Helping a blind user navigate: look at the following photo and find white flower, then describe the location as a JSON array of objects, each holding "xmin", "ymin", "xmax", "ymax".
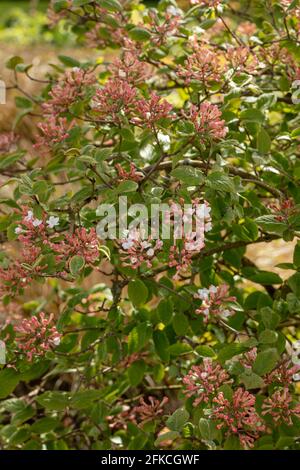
[
  {"xmin": 15, "ymin": 226, "xmax": 23, "ymax": 234},
  {"xmin": 167, "ymin": 6, "xmax": 182, "ymax": 16},
  {"xmin": 141, "ymin": 241, "xmax": 151, "ymax": 249},
  {"xmin": 293, "ymin": 373, "xmax": 300, "ymax": 381},
  {"xmin": 32, "ymin": 218, "xmax": 42, "ymax": 227},
  {"xmin": 25, "ymin": 210, "xmax": 33, "ymax": 222},
  {"xmin": 52, "ymin": 336, "xmax": 61, "ymax": 346},
  {"xmin": 146, "ymin": 248, "xmax": 155, "ymax": 257},
  {"xmin": 140, "ymin": 144, "xmax": 154, "ymax": 160},
  {"xmin": 197, "ymin": 288, "xmax": 210, "ymax": 300},
  {"xmin": 157, "ymin": 131, "xmax": 171, "ymax": 151},
  {"xmin": 122, "ymin": 239, "xmax": 134, "ymax": 250},
  {"xmin": 205, "ymin": 222, "xmax": 212, "ymax": 232},
  {"xmin": 204, "ymin": 205, "xmax": 211, "ymax": 218},
  {"xmin": 209, "ymin": 285, "xmax": 218, "ymax": 294},
  {"xmin": 46, "ymin": 216, "xmax": 60, "ymax": 229}
]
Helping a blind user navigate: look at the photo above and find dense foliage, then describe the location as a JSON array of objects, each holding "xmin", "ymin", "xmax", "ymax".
[{"xmin": 1, "ymin": 0, "xmax": 300, "ymax": 450}]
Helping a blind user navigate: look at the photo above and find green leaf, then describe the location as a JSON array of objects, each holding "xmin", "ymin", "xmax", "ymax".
[
  {"xmin": 36, "ymin": 392, "xmax": 71, "ymax": 411},
  {"xmin": 258, "ymin": 329, "xmax": 278, "ymax": 344},
  {"xmin": 97, "ymin": 0, "xmax": 122, "ymax": 12},
  {"xmin": 116, "ymin": 180, "xmax": 138, "ymax": 193},
  {"xmin": 218, "ymin": 343, "xmax": 248, "ymax": 364},
  {"xmin": 69, "ymin": 255, "xmax": 85, "ymax": 276},
  {"xmin": 128, "ymin": 279, "xmax": 148, "ymax": 306},
  {"xmin": 240, "ymin": 109, "xmax": 265, "ymax": 123},
  {"xmin": 155, "ymin": 431, "xmax": 179, "ymax": 446},
  {"xmin": 58, "ymin": 55, "xmax": 81, "ymax": 68},
  {"xmin": 199, "ymin": 418, "xmax": 219, "ymax": 440},
  {"xmin": 0, "ymin": 369, "xmax": 20, "ymax": 399},
  {"xmin": 287, "ymin": 273, "xmax": 300, "ymax": 297},
  {"xmin": 195, "ymin": 345, "xmax": 216, "ymax": 358},
  {"xmin": 172, "ymin": 312, "xmax": 189, "ymax": 336},
  {"xmin": 128, "ymin": 27, "xmax": 151, "ymax": 42},
  {"xmin": 260, "ymin": 307, "xmax": 280, "ymax": 329},
  {"xmin": 168, "ymin": 342, "xmax": 192, "ymax": 356},
  {"xmin": 245, "ymin": 270, "xmax": 282, "ymax": 285},
  {"xmin": 166, "ymin": 408, "xmax": 189, "ymax": 432},
  {"xmin": 128, "ymin": 360, "xmax": 146, "ymax": 386},
  {"xmin": 257, "ymin": 128, "xmax": 271, "ymax": 153},
  {"xmin": 171, "ymin": 166, "xmax": 204, "ymax": 185},
  {"xmin": 6, "ymin": 56, "xmax": 23, "ymax": 70},
  {"xmin": 153, "ymin": 330, "xmax": 170, "ymax": 361},
  {"xmin": 31, "ymin": 417, "xmax": 60, "ymax": 433},
  {"xmin": 253, "ymin": 348, "xmax": 279, "ymax": 376},
  {"xmin": 239, "ymin": 370, "xmax": 265, "ymax": 389},
  {"xmin": 293, "ymin": 242, "xmax": 300, "ymax": 268},
  {"xmin": 157, "ymin": 299, "xmax": 173, "ymax": 325},
  {"xmin": 207, "ymin": 172, "xmax": 235, "ymax": 193}
]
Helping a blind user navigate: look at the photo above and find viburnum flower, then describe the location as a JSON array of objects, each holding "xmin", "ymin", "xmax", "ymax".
[
  {"xmin": 92, "ymin": 78, "xmax": 137, "ymax": 123},
  {"xmin": 264, "ymin": 359, "xmax": 300, "ymax": 386},
  {"xmin": 167, "ymin": 200, "xmax": 212, "ymax": 277},
  {"xmin": 14, "ymin": 312, "xmax": 61, "ymax": 361},
  {"xmin": 132, "ymin": 396, "xmax": 169, "ymax": 424},
  {"xmin": 49, "ymin": 227, "xmax": 100, "ymax": 266},
  {"xmin": 146, "ymin": 10, "xmax": 180, "ymax": 46},
  {"xmin": 109, "ymin": 51, "xmax": 151, "ymax": 84},
  {"xmin": 119, "ymin": 229, "xmax": 163, "ymax": 269},
  {"xmin": 186, "ymin": 102, "xmax": 228, "ymax": 141},
  {"xmin": 262, "ymin": 388, "xmax": 300, "ymax": 425},
  {"xmin": 211, "ymin": 388, "xmax": 265, "ymax": 449},
  {"xmin": 268, "ymin": 198, "xmax": 297, "ymax": 222},
  {"xmin": 34, "ymin": 116, "xmax": 75, "ymax": 153},
  {"xmin": 46, "ymin": 216, "xmax": 60, "ymax": 229},
  {"xmin": 115, "ymin": 163, "xmax": 143, "ymax": 182},
  {"xmin": 227, "ymin": 46, "xmax": 259, "ymax": 74},
  {"xmin": 0, "ymin": 131, "xmax": 18, "ymax": 153},
  {"xmin": 42, "ymin": 68, "xmax": 96, "ymax": 115},
  {"xmin": 194, "ymin": 284, "xmax": 236, "ymax": 323},
  {"xmin": 236, "ymin": 21, "xmax": 257, "ymax": 37},
  {"xmin": 132, "ymin": 92, "xmax": 174, "ymax": 128},
  {"xmin": 183, "ymin": 359, "xmax": 232, "ymax": 406},
  {"xmin": 178, "ymin": 43, "xmax": 223, "ymax": 86},
  {"xmin": 240, "ymin": 347, "xmax": 258, "ymax": 369}
]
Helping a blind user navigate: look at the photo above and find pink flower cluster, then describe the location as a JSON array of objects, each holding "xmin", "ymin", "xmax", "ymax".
[
  {"xmin": 183, "ymin": 358, "xmax": 232, "ymax": 406},
  {"xmin": 211, "ymin": 388, "xmax": 265, "ymax": 449},
  {"xmin": 0, "ymin": 131, "xmax": 18, "ymax": 153},
  {"xmin": 146, "ymin": 10, "xmax": 180, "ymax": 46},
  {"xmin": 227, "ymin": 46, "xmax": 258, "ymax": 74},
  {"xmin": 119, "ymin": 229, "xmax": 163, "ymax": 269},
  {"xmin": 14, "ymin": 312, "xmax": 61, "ymax": 361},
  {"xmin": 132, "ymin": 396, "xmax": 169, "ymax": 424},
  {"xmin": 49, "ymin": 227, "xmax": 100, "ymax": 266},
  {"xmin": 132, "ymin": 92, "xmax": 174, "ymax": 129},
  {"xmin": 115, "ymin": 163, "xmax": 143, "ymax": 182},
  {"xmin": 268, "ymin": 198, "xmax": 296, "ymax": 222},
  {"xmin": 43, "ymin": 68, "xmax": 96, "ymax": 116},
  {"xmin": 92, "ymin": 78, "xmax": 137, "ymax": 123},
  {"xmin": 262, "ymin": 388, "xmax": 300, "ymax": 425},
  {"xmin": 34, "ymin": 116, "xmax": 75, "ymax": 154},
  {"xmin": 178, "ymin": 43, "xmax": 223, "ymax": 86},
  {"xmin": 187, "ymin": 102, "xmax": 228, "ymax": 141},
  {"xmin": 109, "ymin": 51, "xmax": 151, "ymax": 84},
  {"xmin": 194, "ymin": 284, "xmax": 236, "ymax": 323},
  {"xmin": 168, "ymin": 200, "xmax": 212, "ymax": 277}
]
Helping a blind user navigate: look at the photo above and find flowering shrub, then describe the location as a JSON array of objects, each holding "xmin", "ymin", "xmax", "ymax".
[{"xmin": 1, "ymin": 0, "xmax": 300, "ymax": 451}]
